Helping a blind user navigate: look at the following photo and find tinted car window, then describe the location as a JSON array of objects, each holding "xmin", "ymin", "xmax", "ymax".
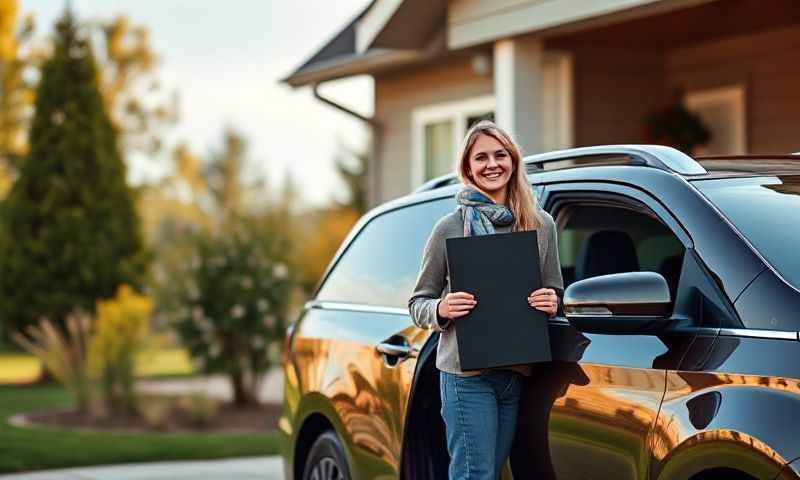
[
  {"xmin": 695, "ymin": 175, "xmax": 800, "ymax": 290},
  {"xmin": 556, "ymin": 203, "xmax": 684, "ymax": 298},
  {"xmin": 317, "ymin": 198, "xmax": 456, "ymax": 308}
]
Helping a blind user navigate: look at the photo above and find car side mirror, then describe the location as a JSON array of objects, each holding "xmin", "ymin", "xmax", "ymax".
[{"xmin": 563, "ymin": 271, "xmax": 672, "ymax": 334}]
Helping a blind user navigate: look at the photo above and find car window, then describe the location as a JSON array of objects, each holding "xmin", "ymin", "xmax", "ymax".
[
  {"xmin": 694, "ymin": 175, "xmax": 800, "ymax": 291},
  {"xmin": 317, "ymin": 198, "xmax": 456, "ymax": 308},
  {"xmin": 556, "ymin": 203, "xmax": 685, "ymax": 299}
]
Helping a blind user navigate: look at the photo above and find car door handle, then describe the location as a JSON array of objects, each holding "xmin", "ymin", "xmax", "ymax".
[{"xmin": 376, "ymin": 342, "xmax": 419, "ymax": 359}]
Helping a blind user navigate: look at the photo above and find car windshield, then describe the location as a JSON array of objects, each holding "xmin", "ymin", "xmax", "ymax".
[{"xmin": 694, "ymin": 175, "xmax": 800, "ymax": 291}]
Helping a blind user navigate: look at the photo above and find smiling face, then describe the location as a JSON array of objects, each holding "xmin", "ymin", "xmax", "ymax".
[{"xmin": 466, "ymin": 133, "xmax": 514, "ymax": 203}]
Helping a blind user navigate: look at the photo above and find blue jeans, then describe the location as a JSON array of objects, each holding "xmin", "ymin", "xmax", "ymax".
[{"xmin": 439, "ymin": 369, "xmax": 524, "ymax": 480}]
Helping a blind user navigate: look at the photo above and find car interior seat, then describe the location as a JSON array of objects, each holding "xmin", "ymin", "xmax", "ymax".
[
  {"xmin": 575, "ymin": 230, "xmax": 639, "ymax": 281},
  {"xmin": 657, "ymin": 253, "xmax": 683, "ymax": 301}
]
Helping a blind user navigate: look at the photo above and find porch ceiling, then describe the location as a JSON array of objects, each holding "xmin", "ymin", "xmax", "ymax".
[{"xmin": 546, "ymin": 0, "xmax": 800, "ymax": 50}]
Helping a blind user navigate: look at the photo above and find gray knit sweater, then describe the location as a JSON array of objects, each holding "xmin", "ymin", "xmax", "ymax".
[{"xmin": 408, "ymin": 206, "xmax": 563, "ymax": 376}]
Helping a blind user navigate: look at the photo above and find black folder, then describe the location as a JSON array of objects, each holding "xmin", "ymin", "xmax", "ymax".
[{"xmin": 446, "ymin": 230, "xmax": 551, "ymax": 370}]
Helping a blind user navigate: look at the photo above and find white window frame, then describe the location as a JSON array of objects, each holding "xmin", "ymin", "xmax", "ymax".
[
  {"xmin": 684, "ymin": 84, "xmax": 747, "ymax": 155},
  {"xmin": 410, "ymin": 95, "xmax": 495, "ymax": 190}
]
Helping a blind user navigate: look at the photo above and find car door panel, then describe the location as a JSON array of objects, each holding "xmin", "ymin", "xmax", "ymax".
[
  {"xmin": 293, "ymin": 305, "xmax": 430, "ymax": 479},
  {"xmin": 513, "ymin": 322, "xmax": 672, "ymax": 479},
  {"xmin": 512, "ymin": 183, "xmax": 698, "ymax": 480},
  {"xmin": 290, "ymin": 196, "xmax": 455, "ymax": 479},
  {"xmin": 652, "ymin": 331, "xmax": 800, "ymax": 480}
]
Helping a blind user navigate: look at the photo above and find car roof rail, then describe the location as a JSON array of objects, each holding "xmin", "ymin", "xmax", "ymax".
[
  {"xmin": 414, "ymin": 174, "xmax": 459, "ymax": 193},
  {"xmin": 523, "ymin": 144, "xmax": 707, "ymax": 175},
  {"xmin": 413, "ymin": 144, "xmax": 707, "ymax": 193}
]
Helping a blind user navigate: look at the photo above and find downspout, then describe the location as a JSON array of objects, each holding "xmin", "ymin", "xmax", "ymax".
[{"xmin": 312, "ymin": 83, "xmax": 381, "ymax": 208}]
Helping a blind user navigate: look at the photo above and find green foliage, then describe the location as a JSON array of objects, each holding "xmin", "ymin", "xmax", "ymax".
[
  {"xmin": 171, "ymin": 213, "xmax": 293, "ymax": 405},
  {"xmin": 205, "ymin": 129, "xmax": 246, "ymax": 221},
  {"xmin": 0, "ymin": 10, "xmax": 148, "ymax": 338},
  {"xmin": 333, "ymin": 139, "xmax": 368, "ymax": 213}
]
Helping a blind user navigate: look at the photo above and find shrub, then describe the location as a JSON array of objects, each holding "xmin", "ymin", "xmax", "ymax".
[
  {"xmin": 179, "ymin": 393, "xmax": 219, "ymax": 428},
  {"xmin": 173, "ymin": 215, "xmax": 292, "ymax": 406},
  {"xmin": 89, "ymin": 285, "xmax": 153, "ymax": 416},
  {"xmin": 138, "ymin": 395, "xmax": 172, "ymax": 431},
  {"xmin": 13, "ymin": 314, "xmax": 93, "ymax": 413}
]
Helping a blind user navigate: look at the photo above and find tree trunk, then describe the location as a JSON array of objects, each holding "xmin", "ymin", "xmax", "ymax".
[
  {"xmin": 230, "ymin": 370, "xmax": 256, "ymax": 407},
  {"xmin": 35, "ymin": 367, "xmax": 56, "ymax": 385}
]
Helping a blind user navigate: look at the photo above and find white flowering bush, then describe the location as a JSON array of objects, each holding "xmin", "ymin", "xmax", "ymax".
[{"xmin": 173, "ymin": 216, "xmax": 293, "ymax": 405}]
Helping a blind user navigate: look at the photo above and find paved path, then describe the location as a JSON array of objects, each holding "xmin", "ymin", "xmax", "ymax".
[
  {"xmin": 136, "ymin": 368, "xmax": 284, "ymax": 404},
  {"xmin": 0, "ymin": 456, "xmax": 283, "ymax": 480}
]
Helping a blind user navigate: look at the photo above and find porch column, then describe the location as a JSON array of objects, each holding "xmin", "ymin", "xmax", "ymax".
[{"xmin": 494, "ymin": 36, "xmax": 544, "ymax": 155}]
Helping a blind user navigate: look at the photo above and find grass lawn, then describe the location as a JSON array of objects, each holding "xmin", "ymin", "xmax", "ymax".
[
  {"xmin": 0, "ymin": 348, "xmax": 195, "ymax": 385},
  {"xmin": 0, "ymin": 385, "xmax": 280, "ymax": 473}
]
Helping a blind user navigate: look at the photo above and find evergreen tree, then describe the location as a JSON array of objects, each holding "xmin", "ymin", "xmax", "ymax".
[
  {"xmin": 0, "ymin": 10, "xmax": 147, "ymax": 337},
  {"xmin": 332, "ymin": 140, "xmax": 367, "ymax": 213}
]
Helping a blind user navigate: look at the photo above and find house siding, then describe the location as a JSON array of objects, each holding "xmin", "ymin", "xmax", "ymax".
[
  {"xmin": 572, "ymin": 47, "xmax": 667, "ymax": 146},
  {"xmin": 374, "ymin": 54, "xmax": 493, "ymax": 203},
  {"xmin": 568, "ymin": 23, "xmax": 800, "ymax": 152},
  {"xmin": 666, "ymin": 24, "xmax": 800, "ymax": 153}
]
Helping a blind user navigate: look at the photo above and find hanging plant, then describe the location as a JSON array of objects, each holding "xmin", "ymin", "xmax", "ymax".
[{"xmin": 643, "ymin": 90, "xmax": 712, "ymax": 154}]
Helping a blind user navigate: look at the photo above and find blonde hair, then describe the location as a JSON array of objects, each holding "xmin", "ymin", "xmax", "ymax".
[{"xmin": 456, "ymin": 120, "xmax": 542, "ymax": 231}]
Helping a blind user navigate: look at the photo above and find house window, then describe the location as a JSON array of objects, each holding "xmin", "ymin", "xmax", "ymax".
[
  {"xmin": 466, "ymin": 112, "xmax": 495, "ymax": 131},
  {"xmin": 411, "ymin": 95, "xmax": 495, "ymax": 188},
  {"xmin": 684, "ymin": 85, "xmax": 746, "ymax": 155},
  {"xmin": 424, "ymin": 120, "xmax": 454, "ymax": 181}
]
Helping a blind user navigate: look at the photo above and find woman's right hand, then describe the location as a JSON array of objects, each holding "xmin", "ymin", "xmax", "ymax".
[{"xmin": 437, "ymin": 291, "xmax": 477, "ymax": 320}]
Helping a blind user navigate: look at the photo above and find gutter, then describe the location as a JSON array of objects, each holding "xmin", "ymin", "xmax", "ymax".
[
  {"xmin": 312, "ymin": 83, "xmax": 377, "ymax": 128},
  {"xmin": 312, "ymin": 83, "xmax": 381, "ymax": 207}
]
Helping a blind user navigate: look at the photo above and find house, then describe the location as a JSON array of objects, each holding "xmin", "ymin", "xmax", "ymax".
[{"xmin": 283, "ymin": 0, "xmax": 800, "ymax": 207}]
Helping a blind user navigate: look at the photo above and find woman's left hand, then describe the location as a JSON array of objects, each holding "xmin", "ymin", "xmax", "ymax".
[{"xmin": 528, "ymin": 288, "xmax": 558, "ymax": 317}]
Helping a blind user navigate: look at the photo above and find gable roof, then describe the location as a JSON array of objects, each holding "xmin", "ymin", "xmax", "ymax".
[{"xmin": 282, "ymin": 0, "xmax": 446, "ymax": 87}]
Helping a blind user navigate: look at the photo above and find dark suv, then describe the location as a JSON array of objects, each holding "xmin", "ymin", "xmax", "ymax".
[{"xmin": 279, "ymin": 145, "xmax": 800, "ymax": 480}]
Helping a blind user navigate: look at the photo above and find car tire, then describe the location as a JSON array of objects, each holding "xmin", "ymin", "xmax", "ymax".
[{"xmin": 302, "ymin": 430, "xmax": 351, "ymax": 480}]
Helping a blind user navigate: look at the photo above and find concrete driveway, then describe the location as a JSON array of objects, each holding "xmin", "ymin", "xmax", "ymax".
[{"xmin": 0, "ymin": 456, "xmax": 283, "ymax": 480}]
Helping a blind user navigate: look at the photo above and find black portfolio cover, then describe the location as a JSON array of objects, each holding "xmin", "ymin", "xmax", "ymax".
[{"xmin": 446, "ymin": 230, "xmax": 551, "ymax": 370}]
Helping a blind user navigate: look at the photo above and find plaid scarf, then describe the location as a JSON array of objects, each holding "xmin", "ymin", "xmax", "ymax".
[{"xmin": 456, "ymin": 186, "xmax": 514, "ymax": 236}]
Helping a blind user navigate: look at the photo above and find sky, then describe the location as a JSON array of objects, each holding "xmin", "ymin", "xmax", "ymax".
[{"xmin": 19, "ymin": 0, "xmax": 374, "ymax": 207}]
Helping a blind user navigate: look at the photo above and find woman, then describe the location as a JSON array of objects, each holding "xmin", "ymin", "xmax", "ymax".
[{"xmin": 408, "ymin": 120, "xmax": 563, "ymax": 480}]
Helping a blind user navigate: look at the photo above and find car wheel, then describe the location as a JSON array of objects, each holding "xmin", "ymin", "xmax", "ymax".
[{"xmin": 303, "ymin": 430, "xmax": 351, "ymax": 480}]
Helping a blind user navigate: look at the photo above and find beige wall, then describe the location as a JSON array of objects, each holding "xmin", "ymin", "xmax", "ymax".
[
  {"xmin": 373, "ymin": 54, "xmax": 493, "ymax": 204},
  {"xmin": 568, "ymin": 23, "xmax": 800, "ymax": 152},
  {"xmin": 666, "ymin": 24, "xmax": 800, "ymax": 154}
]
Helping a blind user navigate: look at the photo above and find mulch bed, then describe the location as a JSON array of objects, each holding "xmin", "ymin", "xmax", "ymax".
[{"xmin": 21, "ymin": 401, "xmax": 282, "ymax": 434}]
